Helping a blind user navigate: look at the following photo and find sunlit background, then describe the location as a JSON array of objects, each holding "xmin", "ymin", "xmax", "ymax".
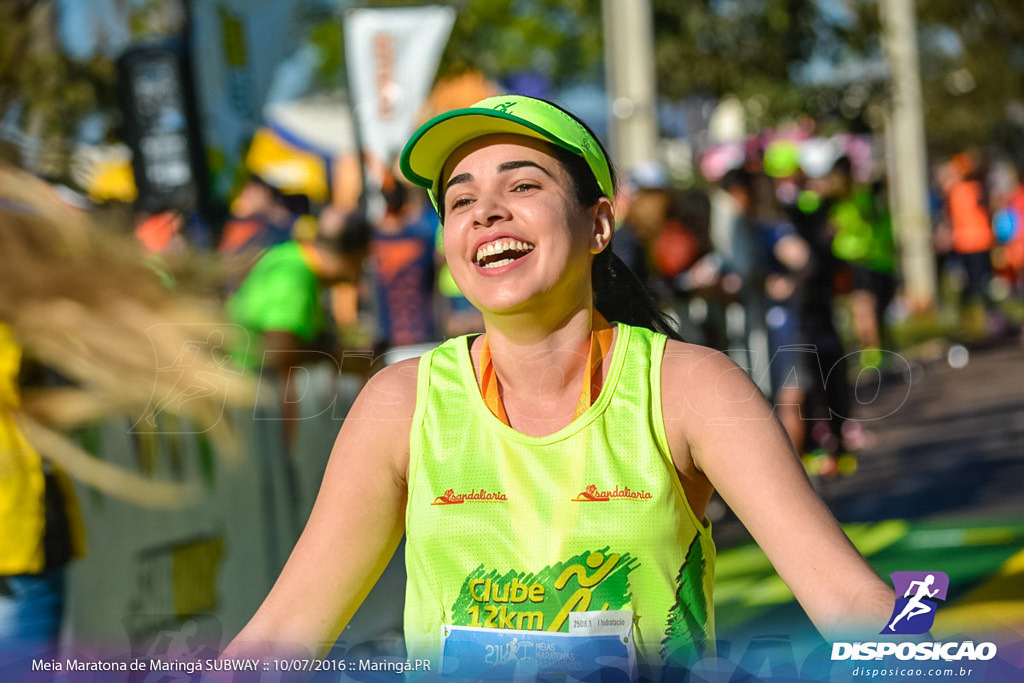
[{"xmin": 2, "ymin": 1, "xmax": 1023, "ymax": 679}]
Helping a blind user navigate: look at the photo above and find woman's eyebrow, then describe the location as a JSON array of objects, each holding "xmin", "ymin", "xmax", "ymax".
[
  {"xmin": 445, "ymin": 172, "xmax": 473, "ymax": 191},
  {"xmin": 497, "ymin": 160, "xmax": 555, "ymax": 178},
  {"xmin": 445, "ymin": 160, "xmax": 555, "ymax": 192}
]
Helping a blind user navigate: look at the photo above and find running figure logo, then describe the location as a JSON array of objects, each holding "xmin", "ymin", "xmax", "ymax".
[{"xmin": 883, "ymin": 571, "xmax": 949, "ymax": 635}]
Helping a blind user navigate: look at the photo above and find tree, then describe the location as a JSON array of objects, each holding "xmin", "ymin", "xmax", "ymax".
[
  {"xmin": 913, "ymin": 0, "xmax": 1024, "ymax": 159},
  {"xmin": 8, "ymin": 1, "xmax": 1024, "ymax": 183},
  {"xmin": 649, "ymin": 0, "xmax": 855, "ymax": 127},
  {"xmin": 358, "ymin": 0, "xmax": 604, "ymax": 88},
  {"xmin": 0, "ymin": 0, "xmax": 115, "ymax": 181},
  {"xmin": 837, "ymin": 0, "xmax": 1024, "ymax": 160},
  {"xmin": 649, "ymin": 0, "xmax": 1024, "ymax": 158}
]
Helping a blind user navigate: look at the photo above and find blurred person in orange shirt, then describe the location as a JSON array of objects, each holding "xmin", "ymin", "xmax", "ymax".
[
  {"xmin": 943, "ymin": 153, "xmax": 998, "ymax": 326},
  {"xmin": 219, "ymin": 176, "xmax": 309, "ymax": 271}
]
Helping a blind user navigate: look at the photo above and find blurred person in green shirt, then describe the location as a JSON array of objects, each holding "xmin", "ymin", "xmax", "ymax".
[
  {"xmin": 827, "ymin": 157, "xmax": 896, "ymax": 368},
  {"xmin": 227, "ymin": 206, "xmax": 371, "ymax": 443}
]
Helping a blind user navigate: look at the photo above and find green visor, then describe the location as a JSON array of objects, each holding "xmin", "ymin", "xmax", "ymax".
[{"xmin": 399, "ymin": 95, "xmax": 614, "ymax": 211}]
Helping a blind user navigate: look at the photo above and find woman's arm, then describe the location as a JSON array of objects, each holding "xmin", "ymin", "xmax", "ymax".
[
  {"xmin": 223, "ymin": 358, "xmax": 419, "ymax": 658},
  {"xmin": 662, "ymin": 342, "xmax": 894, "ymax": 639}
]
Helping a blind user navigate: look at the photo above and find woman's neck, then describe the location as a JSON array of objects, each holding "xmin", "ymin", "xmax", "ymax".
[{"xmin": 472, "ymin": 306, "xmax": 611, "ymax": 435}]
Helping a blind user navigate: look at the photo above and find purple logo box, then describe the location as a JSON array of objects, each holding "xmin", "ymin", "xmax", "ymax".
[{"xmin": 883, "ymin": 571, "xmax": 950, "ymax": 635}]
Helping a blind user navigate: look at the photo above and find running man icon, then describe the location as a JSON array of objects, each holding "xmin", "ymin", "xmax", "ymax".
[{"xmin": 884, "ymin": 571, "xmax": 949, "ymax": 635}]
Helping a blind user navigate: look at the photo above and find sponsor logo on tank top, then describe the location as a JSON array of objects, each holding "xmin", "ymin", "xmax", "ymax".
[
  {"xmin": 572, "ymin": 484, "xmax": 653, "ymax": 502},
  {"xmin": 431, "ymin": 488, "xmax": 508, "ymax": 505}
]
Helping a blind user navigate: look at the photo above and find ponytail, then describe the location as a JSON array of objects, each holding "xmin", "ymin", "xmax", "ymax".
[
  {"xmin": 541, "ymin": 112, "xmax": 684, "ymax": 342},
  {"xmin": 592, "ymin": 248, "xmax": 684, "ymax": 341}
]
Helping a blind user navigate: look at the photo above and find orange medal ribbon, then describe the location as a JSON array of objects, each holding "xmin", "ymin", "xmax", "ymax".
[{"xmin": 478, "ymin": 313, "xmax": 615, "ymax": 427}]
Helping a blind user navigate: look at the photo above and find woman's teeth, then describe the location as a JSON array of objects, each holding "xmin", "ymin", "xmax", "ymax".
[{"xmin": 476, "ymin": 240, "xmax": 535, "ymax": 268}]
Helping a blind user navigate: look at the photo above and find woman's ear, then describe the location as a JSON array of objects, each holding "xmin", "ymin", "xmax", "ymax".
[{"xmin": 588, "ymin": 197, "xmax": 615, "ymax": 254}]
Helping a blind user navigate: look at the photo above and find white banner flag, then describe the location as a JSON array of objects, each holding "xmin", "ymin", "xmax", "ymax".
[{"xmin": 344, "ymin": 6, "xmax": 456, "ymax": 167}]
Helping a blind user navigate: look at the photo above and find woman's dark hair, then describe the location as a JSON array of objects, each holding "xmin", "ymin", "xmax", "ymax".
[
  {"xmin": 543, "ymin": 107, "xmax": 683, "ymax": 342},
  {"xmin": 550, "ymin": 145, "xmax": 683, "ymax": 341}
]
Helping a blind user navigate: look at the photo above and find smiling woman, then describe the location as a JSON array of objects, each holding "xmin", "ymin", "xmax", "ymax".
[
  {"xmin": 224, "ymin": 95, "xmax": 894, "ymax": 680},
  {"xmin": 409, "ymin": 96, "xmax": 680, "ymax": 341}
]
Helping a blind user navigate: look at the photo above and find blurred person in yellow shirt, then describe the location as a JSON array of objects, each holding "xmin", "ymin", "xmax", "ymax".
[{"xmin": 0, "ymin": 323, "xmax": 85, "ymax": 658}]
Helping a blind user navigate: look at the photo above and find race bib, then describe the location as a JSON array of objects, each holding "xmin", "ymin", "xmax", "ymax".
[{"xmin": 441, "ymin": 610, "xmax": 636, "ymax": 681}]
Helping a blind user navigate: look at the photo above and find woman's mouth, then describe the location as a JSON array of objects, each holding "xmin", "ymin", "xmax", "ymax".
[{"xmin": 474, "ymin": 239, "xmax": 536, "ymax": 269}]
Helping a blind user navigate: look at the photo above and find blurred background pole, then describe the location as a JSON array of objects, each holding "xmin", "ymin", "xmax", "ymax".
[
  {"xmin": 880, "ymin": 0, "xmax": 937, "ymax": 311},
  {"xmin": 602, "ymin": 0, "xmax": 657, "ymax": 170}
]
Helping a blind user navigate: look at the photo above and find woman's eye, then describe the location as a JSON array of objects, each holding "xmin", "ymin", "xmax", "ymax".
[
  {"xmin": 512, "ymin": 182, "xmax": 538, "ymax": 192},
  {"xmin": 449, "ymin": 196, "xmax": 473, "ymax": 210}
]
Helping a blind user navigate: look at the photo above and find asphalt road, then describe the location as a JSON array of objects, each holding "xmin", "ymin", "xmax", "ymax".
[
  {"xmin": 713, "ymin": 335, "xmax": 1024, "ymax": 545},
  {"xmin": 709, "ymin": 335, "xmax": 1024, "ymax": 679}
]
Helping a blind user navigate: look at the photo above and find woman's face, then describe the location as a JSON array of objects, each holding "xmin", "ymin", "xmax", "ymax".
[{"xmin": 439, "ymin": 134, "xmax": 611, "ymax": 317}]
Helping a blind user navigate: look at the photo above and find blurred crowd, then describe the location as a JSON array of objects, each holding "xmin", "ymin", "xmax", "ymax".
[
  {"xmin": 609, "ymin": 140, "xmax": 1024, "ymax": 474},
  {"xmin": 15, "ymin": 128, "xmax": 1024, "ymax": 467},
  {"xmin": 157, "ymin": 137, "xmax": 1024, "ymax": 460},
  {"xmin": 4, "ymin": 116, "xmax": 1024, "ymax": 661},
  {"xmin": 6, "ymin": 111, "xmax": 1024, "ymax": 663}
]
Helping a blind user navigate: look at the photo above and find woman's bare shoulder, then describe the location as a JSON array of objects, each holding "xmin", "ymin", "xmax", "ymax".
[
  {"xmin": 347, "ymin": 357, "xmax": 421, "ymax": 423},
  {"xmin": 661, "ymin": 339, "xmax": 746, "ymax": 386},
  {"xmin": 660, "ymin": 339, "xmax": 770, "ymax": 423},
  {"xmin": 328, "ymin": 357, "xmax": 422, "ymax": 487}
]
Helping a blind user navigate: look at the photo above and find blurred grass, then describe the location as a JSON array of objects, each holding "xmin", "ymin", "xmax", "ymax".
[
  {"xmin": 892, "ymin": 298, "xmax": 1024, "ymax": 348},
  {"xmin": 834, "ymin": 281, "xmax": 1024, "ymax": 357}
]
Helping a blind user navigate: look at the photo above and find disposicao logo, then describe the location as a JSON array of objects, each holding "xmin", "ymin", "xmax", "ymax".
[
  {"xmin": 883, "ymin": 570, "xmax": 949, "ymax": 635},
  {"xmin": 831, "ymin": 569, "xmax": 998, "ymax": 664}
]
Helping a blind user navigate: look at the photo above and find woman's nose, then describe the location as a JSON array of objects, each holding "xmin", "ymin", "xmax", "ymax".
[{"xmin": 472, "ymin": 193, "xmax": 512, "ymax": 227}]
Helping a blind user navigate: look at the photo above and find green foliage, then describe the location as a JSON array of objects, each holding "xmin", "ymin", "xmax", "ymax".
[
  {"xmin": 650, "ymin": 0, "xmax": 834, "ymax": 115},
  {"xmin": 0, "ymin": 1, "xmax": 115, "ymax": 178},
  {"xmin": 648, "ymin": 0, "xmax": 1024, "ymax": 149},
  {"xmin": 358, "ymin": 0, "xmax": 604, "ymax": 86},
  {"xmin": 7, "ymin": 1, "xmax": 1024, "ymax": 181},
  {"xmin": 649, "ymin": 0, "xmax": 893, "ymax": 132},
  {"xmin": 308, "ymin": 20, "xmax": 345, "ymax": 90},
  {"xmin": 913, "ymin": 0, "xmax": 1024, "ymax": 157},
  {"xmin": 444, "ymin": 0, "xmax": 603, "ymax": 84}
]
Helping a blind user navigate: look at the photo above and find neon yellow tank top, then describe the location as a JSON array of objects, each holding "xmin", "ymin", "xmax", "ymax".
[{"xmin": 404, "ymin": 323, "xmax": 715, "ymax": 676}]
